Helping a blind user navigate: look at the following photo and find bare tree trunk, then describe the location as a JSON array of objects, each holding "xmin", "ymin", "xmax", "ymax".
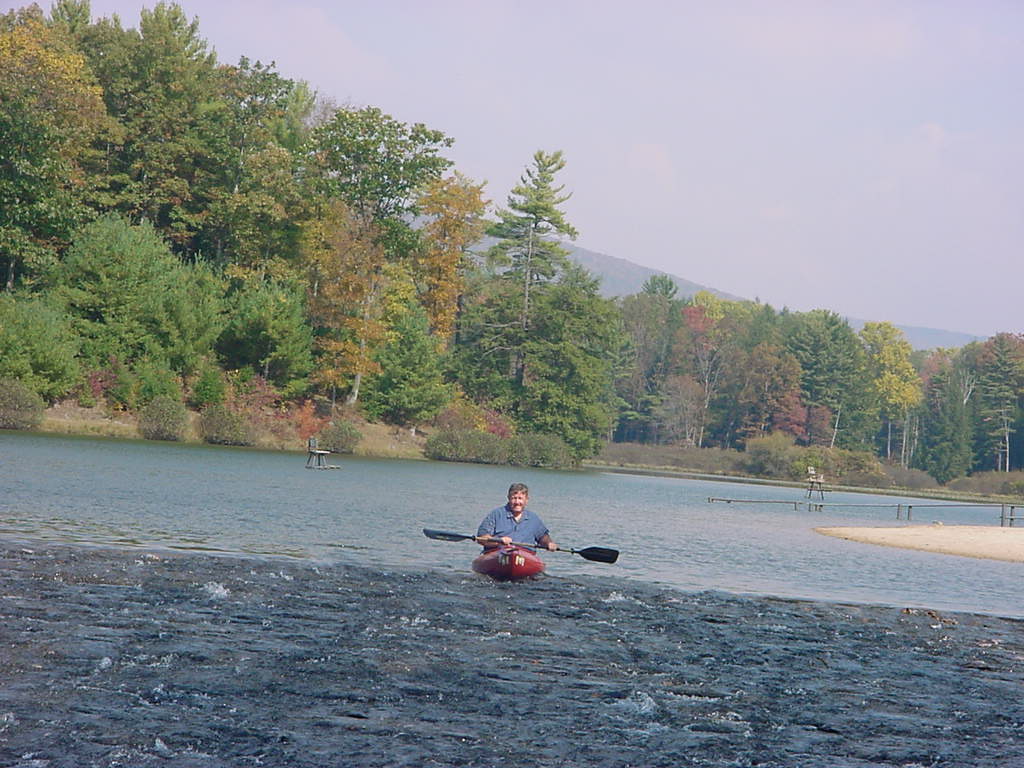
[
  {"xmin": 515, "ymin": 224, "xmax": 535, "ymax": 388},
  {"xmin": 829, "ymin": 407, "xmax": 841, "ymax": 449},
  {"xmin": 345, "ymin": 371, "xmax": 362, "ymax": 406}
]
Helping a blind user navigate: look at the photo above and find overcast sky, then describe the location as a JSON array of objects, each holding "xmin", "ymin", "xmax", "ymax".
[{"xmin": 17, "ymin": 0, "xmax": 1024, "ymax": 337}]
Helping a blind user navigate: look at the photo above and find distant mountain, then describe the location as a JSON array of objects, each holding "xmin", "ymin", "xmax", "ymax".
[
  {"xmin": 564, "ymin": 243, "xmax": 983, "ymax": 351},
  {"xmin": 565, "ymin": 243, "xmax": 743, "ymax": 301}
]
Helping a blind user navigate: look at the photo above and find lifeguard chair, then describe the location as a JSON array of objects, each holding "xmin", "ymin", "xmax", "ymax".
[
  {"xmin": 806, "ymin": 466, "xmax": 826, "ymax": 499},
  {"xmin": 305, "ymin": 436, "xmax": 330, "ymax": 469}
]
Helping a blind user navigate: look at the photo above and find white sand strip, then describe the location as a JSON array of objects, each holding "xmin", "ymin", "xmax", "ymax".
[{"xmin": 815, "ymin": 524, "xmax": 1024, "ymax": 563}]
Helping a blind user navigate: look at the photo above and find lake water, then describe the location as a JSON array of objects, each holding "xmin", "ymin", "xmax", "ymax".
[{"xmin": 2, "ymin": 430, "xmax": 1021, "ymax": 618}]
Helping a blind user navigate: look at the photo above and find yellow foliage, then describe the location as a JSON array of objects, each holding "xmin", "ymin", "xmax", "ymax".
[
  {"xmin": 302, "ymin": 202, "xmax": 388, "ymax": 386},
  {"xmin": 0, "ymin": 11, "xmax": 105, "ymax": 151},
  {"xmin": 417, "ymin": 173, "xmax": 487, "ymax": 342}
]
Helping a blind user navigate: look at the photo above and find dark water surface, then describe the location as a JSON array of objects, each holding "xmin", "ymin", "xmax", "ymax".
[
  {"xmin": 2, "ymin": 432, "xmax": 1024, "ymax": 765},
  {"xmin": 2, "ymin": 543, "xmax": 1023, "ymax": 767}
]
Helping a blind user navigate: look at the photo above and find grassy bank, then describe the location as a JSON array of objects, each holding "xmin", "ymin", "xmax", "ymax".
[{"xmin": 37, "ymin": 401, "xmax": 427, "ymax": 460}]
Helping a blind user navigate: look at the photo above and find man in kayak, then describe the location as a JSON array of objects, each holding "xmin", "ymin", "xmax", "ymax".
[{"xmin": 476, "ymin": 483, "xmax": 558, "ymax": 551}]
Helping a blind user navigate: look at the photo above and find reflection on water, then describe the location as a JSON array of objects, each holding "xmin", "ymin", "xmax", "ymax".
[{"xmin": 2, "ymin": 430, "xmax": 1021, "ymax": 618}]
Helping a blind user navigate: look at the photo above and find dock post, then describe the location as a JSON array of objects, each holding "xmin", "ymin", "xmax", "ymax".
[{"xmin": 896, "ymin": 504, "xmax": 903, "ymax": 520}]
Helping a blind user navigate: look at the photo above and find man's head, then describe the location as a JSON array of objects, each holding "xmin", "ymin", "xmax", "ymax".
[{"xmin": 507, "ymin": 483, "xmax": 529, "ymax": 514}]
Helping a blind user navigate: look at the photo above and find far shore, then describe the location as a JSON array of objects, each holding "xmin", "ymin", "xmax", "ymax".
[{"xmin": 817, "ymin": 524, "xmax": 1024, "ymax": 563}]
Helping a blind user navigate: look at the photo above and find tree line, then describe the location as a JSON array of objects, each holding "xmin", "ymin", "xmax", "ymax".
[{"xmin": 1, "ymin": 2, "xmax": 1021, "ymax": 480}]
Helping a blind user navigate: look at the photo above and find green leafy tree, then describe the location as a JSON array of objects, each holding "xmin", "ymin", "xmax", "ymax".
[
  {"xmin": 216, "ymin": 278, "xmax": 313, "ymax": 395},
  {"xmin": 0, "ymin": 6, "xmax": 106, "ymax": 289},
  {"xmin": 309, "ymin": 105, "xmax": 453, "ymax": 260},
  {"xmin": 200, "ymin": 58, "xmax": 310, "ymax": 272},
  {"xmin": 860, "ymin": 321, "xmax": 922, "ymax": 465},
  {"xmin": 361, "ymin": 303, "xmax": 452, "ymax": 425},
  {"xmin": 615, "ymin": 290, "xmax": 681, "ymax": 442},
  {"xmin": 457, "ymin": 261, "xmax": 620, "ymax": 458},
  {"xmin": 0, "ymin": 295, "xmax": 80, "ymax": 400},
  {"xmin": 641, "ymin": 274, "xmax": 679, "ymax": 299},
  {"xmin": 77, "ymin": 2, "xmax": 220, "ymax": 251},
  {"xmin": 47, "ymin": 214, "xmax": 224, "ymax": 372}
]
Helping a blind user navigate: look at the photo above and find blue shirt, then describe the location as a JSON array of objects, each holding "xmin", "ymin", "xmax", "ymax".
[{"xmin": 477, "ymin": 504, "xmax": 550, "ymax": 547}]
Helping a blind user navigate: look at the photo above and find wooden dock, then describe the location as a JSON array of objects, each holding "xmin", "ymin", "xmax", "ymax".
[{"xmin": 708, "ymin": 497, "xmax": 1020, "ymax": 525}]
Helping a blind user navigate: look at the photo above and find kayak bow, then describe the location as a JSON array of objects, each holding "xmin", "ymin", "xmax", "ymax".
[{"xmin": 471, "ymin": 544, "xmax": 545, "ymax": 581}]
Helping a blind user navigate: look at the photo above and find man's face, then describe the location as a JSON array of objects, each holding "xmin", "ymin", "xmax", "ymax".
[{"xmin": 507, "ymin": 490, "xmax": 528, "ymax": 514}]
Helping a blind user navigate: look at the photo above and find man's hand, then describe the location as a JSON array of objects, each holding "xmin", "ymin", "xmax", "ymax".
[
  {"xmin": 475, "ymin": 534, "xmax": 512, "ymax": 545},
  {"xmin": 545, "ymin": 540, "xmax": 557, "ymax": 551}
]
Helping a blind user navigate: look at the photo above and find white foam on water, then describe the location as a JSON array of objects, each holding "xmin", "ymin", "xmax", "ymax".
[
  {"xmin": 481, "ymin": 631, "xmax": 513, "ymax": 641},
  {"xmin": 602, "ymin": 591, "xmax": 644, "ymax": 605},
  {"xmin": 202, "ymin": 581, "xmax": 230, "ymax": 599},
  {"xmin": 606, "ymin": 690, "xmax": 658, "ymax": 718}
]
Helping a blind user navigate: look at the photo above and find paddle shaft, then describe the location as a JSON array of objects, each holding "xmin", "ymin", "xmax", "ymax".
[{"xmin": 422, "ymin": 529, "xmax": 618, "ymax": 564}]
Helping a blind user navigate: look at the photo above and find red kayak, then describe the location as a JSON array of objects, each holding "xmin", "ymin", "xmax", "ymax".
[{"xmin": 472, "ymin": 545, "xmax": 545, "ymax": 581}]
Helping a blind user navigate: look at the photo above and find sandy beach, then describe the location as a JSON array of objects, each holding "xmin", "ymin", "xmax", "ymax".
[{"xmin": 816, "ymin": 524, "xmax": 1024, "ymax": 563}]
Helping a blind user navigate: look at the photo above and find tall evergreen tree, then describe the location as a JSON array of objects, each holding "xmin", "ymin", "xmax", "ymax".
[
  {"xmin": 918, "ymin": 352, "xmax": 972, "ymax": 483},
  {"xmin": 361, "ymin": 302, "xmax": 452, "ymax": 426},
  {"xmin": 486, "ymin": 149, "xmax": 577, "ymax": 387},
  {"xmin": 783, "ymin": 310, "xmax": 875, "ymax": 448},
  {"xmin": 976, "ymin": 334, "xmax": 1024, "ymax": 471},
  {"xmin": 515, "ymin": 264, "xmax": 622, "ymax": 457}
]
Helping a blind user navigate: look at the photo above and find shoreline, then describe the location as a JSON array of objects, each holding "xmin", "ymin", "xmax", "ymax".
[{"xmin": 816, "ymin": 524, "xmax": 1024, "ymax": 563}]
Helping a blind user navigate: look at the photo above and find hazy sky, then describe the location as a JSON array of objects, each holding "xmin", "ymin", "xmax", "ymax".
[{"xmin": 16, "ymin": 0, "xmax": 1024, "ymax": 337}]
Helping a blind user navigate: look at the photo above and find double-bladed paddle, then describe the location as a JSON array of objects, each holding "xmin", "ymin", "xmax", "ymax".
[{"xmin": 422, "ymin": 528, "xmax": 619, "ymax": 564}]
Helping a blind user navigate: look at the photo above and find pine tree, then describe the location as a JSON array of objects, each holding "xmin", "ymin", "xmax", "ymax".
[{"xmin": 486, "ymin": 150, "xmax": 577, "ymax": 387}]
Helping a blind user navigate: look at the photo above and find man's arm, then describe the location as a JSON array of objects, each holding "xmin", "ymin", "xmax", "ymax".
[
  {"xmin": 537, "ymin": 533, "xmax": 557, "ymax": 551},
  {"xmin": 476, "ymin": 509, "xmax": 510, "ymax": 545}
]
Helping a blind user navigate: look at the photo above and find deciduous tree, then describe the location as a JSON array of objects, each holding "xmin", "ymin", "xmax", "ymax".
[
  {"xmin": 0, "ymin": 6, "xmax": 105, "ymax": 289},
  {"xmin": 860, "ymin": 321, "xmax": 922, "ymax": 465},
  {"xmin": 416, "ymin": 173, "xmax": 487, "ymax": 342}
]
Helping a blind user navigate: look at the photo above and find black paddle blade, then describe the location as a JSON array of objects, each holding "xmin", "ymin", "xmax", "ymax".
[
  {"xmin": 575, "ymin": 546, "xmax": 619, "ymax": 564},
  {"xmin": 423, "ymin": 528, "xmax": 475, "ymax": 543}
]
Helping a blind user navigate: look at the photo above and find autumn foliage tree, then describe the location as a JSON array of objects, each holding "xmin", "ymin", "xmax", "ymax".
[
  {"xmin": 416, "ymin": 173, "xmax": 487, "ymax": 342},
  {"xmin": 303, "ymin": 202, "xmax": 387, "ymax": 406},
  {"xmin": 0, "ymin": 6, "xmax": 106, "ymax": 289}
]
